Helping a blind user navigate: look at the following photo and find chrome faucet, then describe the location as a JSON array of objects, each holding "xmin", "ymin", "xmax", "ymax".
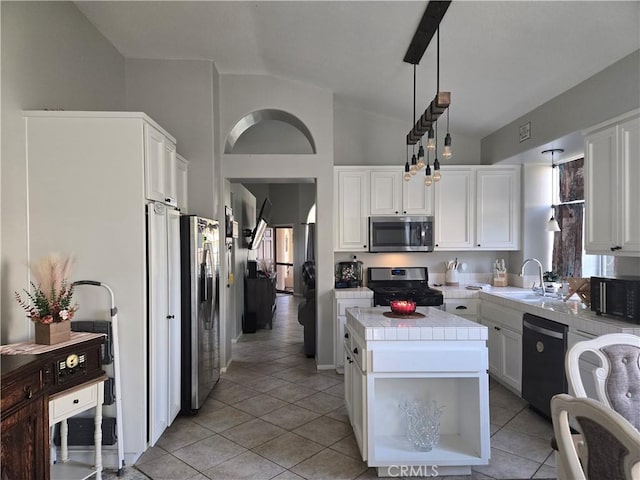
[{"xmin": 519, "ymin": 258, "xmax": 545, "ymax": 295}]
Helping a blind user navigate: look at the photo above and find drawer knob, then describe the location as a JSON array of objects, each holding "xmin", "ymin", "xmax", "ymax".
[
  {"xmin": 353, "ymin": 347, "xmax": 358, "ymax": 355},
  {"xmin": 73, "ymin": 399, "xmax": 79, "ymax": 404},
  {"xmin": 24, "ymin": 385, "xmax": 33, "ymax": 399},
  {"xmin": 344, "ymin": 333, "xmax": 349, "ymax": 339}
]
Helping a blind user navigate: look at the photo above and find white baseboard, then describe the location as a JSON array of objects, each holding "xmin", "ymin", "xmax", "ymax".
[
  {"xmin": 231, "ymin": 332, "xmax": 243, "ymax": 344},
  {"xmin": 316, "ymin": 364, "xmax": 335, "ymax": 371}
]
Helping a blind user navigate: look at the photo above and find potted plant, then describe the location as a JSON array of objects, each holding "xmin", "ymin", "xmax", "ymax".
[
  {"xmin": 15, "ymin": 254, "xmax": 78, "ymax": 345},
  {"xmin": 543, "ymin": 271, "xmax": 562, "ymax": 293}
]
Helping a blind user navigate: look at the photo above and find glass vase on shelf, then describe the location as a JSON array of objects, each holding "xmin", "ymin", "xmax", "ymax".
[{"xmin": 399, "ymin": 399, "xmax": 444, "ymax": 452}]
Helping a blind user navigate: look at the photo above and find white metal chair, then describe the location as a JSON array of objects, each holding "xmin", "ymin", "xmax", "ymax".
[
  {"xmin": 551, "ymin": 394, "xmax": 640, "ymax": 480},
  {"xmin": 565, "ymin": 333, "xmax": 640, "ymax": 430}
]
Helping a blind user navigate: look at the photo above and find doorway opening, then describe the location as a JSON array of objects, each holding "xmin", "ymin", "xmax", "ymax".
[{"xmin": 274, "ymin": 227, "xmax": 294, "ymax": 294}]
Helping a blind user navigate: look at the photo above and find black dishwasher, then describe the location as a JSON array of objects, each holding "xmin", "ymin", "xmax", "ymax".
[{"xmin": 522, "ymin": 313, "xmax": 568, "ymax": 419}]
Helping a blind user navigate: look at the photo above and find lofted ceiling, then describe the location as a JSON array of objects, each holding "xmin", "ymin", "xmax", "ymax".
[{"xmin": 75, "ymin": 1, "xmax": 640, "ymax": 140}]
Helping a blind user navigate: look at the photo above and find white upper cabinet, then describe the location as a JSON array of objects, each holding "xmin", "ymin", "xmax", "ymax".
[
  {"xmin": 335, "ymin": 167, "xmax": 370, "ymax": 251},
  {"xmin": 369, "ymin": 168, "xmax": 433, "ymax": 216},
  {"xmin": 476, "ymin": 167, "xmax": 520, "ymax": 249},
  {"xmin": 176, "ymin": 154, "xmax": 189, "ymax": 213},
  {"xmin": 145, "ymin": 123, "xmax": 177, "ymax": 207},
  {"xmin": 370, "ymin": 169, "xmax": 402, "ymax": 215},
  {"xmin": 434, "ymin": 166, "xmax": 520, "ymax": 251},
  {"xmin": 434, "ymin": 167, "xmax": 475, "ymax": 249},
  {"xmin": 585, "ymin": 110, "xmax": 640, "ymax": 256}
]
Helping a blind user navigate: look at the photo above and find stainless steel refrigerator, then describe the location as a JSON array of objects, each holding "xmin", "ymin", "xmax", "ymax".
[{"xmin": 180, "ymin": 215, "xmax": 220, "ymax": 414}]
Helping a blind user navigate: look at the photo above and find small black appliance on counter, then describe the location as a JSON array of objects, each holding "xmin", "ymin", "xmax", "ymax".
[
  {"xmin": 335, "ymin": 260, "xmax": 363, "ymax": 288},
  {"xmin": 590, "ymin": 276, "xmax": 640, "ymax": 323}
]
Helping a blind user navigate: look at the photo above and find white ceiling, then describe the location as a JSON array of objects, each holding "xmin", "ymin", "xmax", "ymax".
[{"xmin": 76, "ymin": 1, "xmax": 640, "ymax": 140}]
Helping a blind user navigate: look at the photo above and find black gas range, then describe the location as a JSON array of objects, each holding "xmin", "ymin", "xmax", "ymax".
[{"xmin": 367, "ymin": 267, "xmax": 443, "ymax": 307}]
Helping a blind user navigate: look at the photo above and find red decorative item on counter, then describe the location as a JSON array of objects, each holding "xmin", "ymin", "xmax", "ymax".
[{"xmin": 390, "ymin": 300, "xmax": 417, "ymax": 315}]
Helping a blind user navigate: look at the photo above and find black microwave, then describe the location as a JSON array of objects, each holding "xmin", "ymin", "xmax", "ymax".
[
  {"xmin": 590, "ymin": 276, "xmax": 640, "ymax": 323},
  {"xmin": 369, "ymin": 216, "xmax": 434, "ymax": 252}
]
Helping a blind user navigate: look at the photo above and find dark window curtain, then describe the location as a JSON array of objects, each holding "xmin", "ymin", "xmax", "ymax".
[
  {"xmin": 552, "ymin": 204, "xmax": 583, "ymax": 277},
  {"xmin": 558, "ymin": 158, "xmax": 584, "ymax": 202},
  {"xmin": 552, "ymin": 158, "xmax": 584, "ymax": 278}
]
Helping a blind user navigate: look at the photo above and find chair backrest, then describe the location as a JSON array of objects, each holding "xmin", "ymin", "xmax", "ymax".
[
  {"xmin": 565, "ymin": 333, "xmax": 640, "ymax": 430},
  {"xmin": 551, "ymin": 394, "xmax": 640, "ymax": 480}
]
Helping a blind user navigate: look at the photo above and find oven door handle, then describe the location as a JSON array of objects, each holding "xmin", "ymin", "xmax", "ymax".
[
  {"xmin": 523, "ymin": 320, "xmax": 565, "ymax": 340},
  {"xmin": 600, "ymin": 282, "xmax": 607, "ymax": 313}
]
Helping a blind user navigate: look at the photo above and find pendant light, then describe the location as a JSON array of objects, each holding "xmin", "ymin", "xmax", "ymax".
[
  {"xmin": 433, "ymin": 120, "xmax": 441, "ymax": 182},
  {"xmin": 404, "ymin": 145, "xmax": 412, "ymax": 182},
  {"xmin": 542, "ymin": 148, "xmax": 564, "ymax": 232},
  {"xmin": 432, "ymin": 27, "xmax": 442, "ymax": 182},
  {"xmin": 424, "ymin": 148, "xmax": 433, "ymax": 186},
  {"xmin": 443, "ymin": 108, "xmax": 452, "ymax": 159},
  {"xmin": 409, "ymin": 65, "xmax": 419, "ymax": 176}
]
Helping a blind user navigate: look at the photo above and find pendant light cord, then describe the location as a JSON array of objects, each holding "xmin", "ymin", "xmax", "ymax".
[{"xmin": 436, "ymin": 28, "xmax": 440, "ymax": 94}]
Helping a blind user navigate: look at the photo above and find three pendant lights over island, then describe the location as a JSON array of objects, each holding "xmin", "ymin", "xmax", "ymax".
[{"xmin": 403, "ymin": 1, "xmax": 453, "ymax": 186}]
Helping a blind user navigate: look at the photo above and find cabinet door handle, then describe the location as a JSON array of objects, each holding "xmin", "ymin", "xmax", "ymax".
[
  {"xmin": 353, "ymin": 347, "xmax": 358, "ymax": 355},
  {"xmin": 166, "ymin": 315, "xmax": 175, "ymax": 319},
  {"xmin": 344, "ymin": 333, "xmax": 349, "ymax": 339},
  {"xmin": 24, "ymin": 385, "xmax": 33, "ymax": 399},
  {"xmin": 395, "ymin": 211, "xmax": 399, "ymax": 214},
  {"xmin": 610, "ymin": 245, "xmax": 622, "ymax": 251},
  {"xmin": 477, "ymin": 244, "xmax": 481, "ymax": 247},
  {"xmin": 73, "ymin": 399, "xmax": 80, "ymax": 404},
  {"xmin": 455, "ymin": 306, "xmax": 468, "ymax": 310},
  {"xmin": 494, "ymin": 326, "xmax": 501, "ymax": 331}
]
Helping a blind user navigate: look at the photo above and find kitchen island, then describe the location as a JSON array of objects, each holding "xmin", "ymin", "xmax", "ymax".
[{"xmin": 345, "ymin": 306, "xmax": 490, "ymax": 477}]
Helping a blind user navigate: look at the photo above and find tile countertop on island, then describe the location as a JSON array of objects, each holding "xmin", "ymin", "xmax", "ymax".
[
  {"xmin": 346, "ymin": 306, "xmax": 488, "ymax": 342},
  {"xmin": 479, "ymin": 286, "xmax": 640, "ymax": 336}
]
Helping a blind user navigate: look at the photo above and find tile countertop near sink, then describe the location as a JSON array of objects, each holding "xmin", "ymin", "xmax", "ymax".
[
  {"xmin": 333, "ymin": 287, "xmax": 373, "ymax": 299},
  {"xmin": 346, "ymin": 306, "xmax": 487, "ymax": 342},
  {"xmin": 480, "ymin": 287, "xmax": 640, "ymax": 336}
]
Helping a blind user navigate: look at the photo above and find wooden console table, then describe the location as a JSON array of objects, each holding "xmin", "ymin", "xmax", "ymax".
[{"xmin": 1, "ymin": 333, "xmax": 105, "ymax": 480}]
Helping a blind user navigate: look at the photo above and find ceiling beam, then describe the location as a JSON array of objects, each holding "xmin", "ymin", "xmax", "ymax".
[{"xmin": 403, "ymin": 1, "xmax": 452, "ymax": 65}]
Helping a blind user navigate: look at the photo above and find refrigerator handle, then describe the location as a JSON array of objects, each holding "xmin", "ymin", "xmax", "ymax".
[{"xmin": 200, "ymin": 246, "xmax": 210, "ymax": 302}]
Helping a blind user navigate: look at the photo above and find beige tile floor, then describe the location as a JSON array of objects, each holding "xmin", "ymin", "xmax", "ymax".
[{"xmin": 105, "ymin": 294, "xmax": 557, "ymax": 480}]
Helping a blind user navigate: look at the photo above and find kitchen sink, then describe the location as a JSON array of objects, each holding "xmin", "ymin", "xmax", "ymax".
[{"xmin": 504, "ymin": 292, "xmax": 564, "ymax": 303}]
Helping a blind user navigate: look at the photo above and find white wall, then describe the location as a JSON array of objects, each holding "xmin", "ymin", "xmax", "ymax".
[
  {"xmin": 125, "ymin": 59, "xmax": 217, "ymax": 219},
  {"xmin": 219, "ymin": 74, "xmax": 334, "ymax": 368},
  {"xmin": 230, "ymin": 183, "xmax": 256, "ymax": 341},
  {"xmin": 482, "ymin": 50, "xmax": 640, "ymax": 164},
  {"xmin": 334, "ymin": 102, "xmax": 481, "ymax": 166},
  {"xmin": 1, "ymin": 1, "xmax": 126, "ymax": 343}
]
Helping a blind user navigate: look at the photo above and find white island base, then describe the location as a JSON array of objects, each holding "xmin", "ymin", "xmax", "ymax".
[{"xmin": 344, "ymin": 307, "xmax": 490, "ymax": 477}]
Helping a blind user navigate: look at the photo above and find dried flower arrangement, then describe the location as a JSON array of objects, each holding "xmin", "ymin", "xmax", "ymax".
[{"xmin": 15, "ymin": 254, "xmax": 78, "ymax": 324}]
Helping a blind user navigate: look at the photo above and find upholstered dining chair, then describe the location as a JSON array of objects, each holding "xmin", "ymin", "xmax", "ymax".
[
  {"xmin": 551, "ymin": 394, "xmax": 640, "ymax": 480},
  {"xmin": 565, "ymin": 333, "xmax": 640, "ymax": 430}
]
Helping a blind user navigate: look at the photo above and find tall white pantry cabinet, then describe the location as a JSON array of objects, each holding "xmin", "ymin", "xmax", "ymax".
[{"xmin": 24, "ymin": 111, "xmax": 182, "ymax": 464}]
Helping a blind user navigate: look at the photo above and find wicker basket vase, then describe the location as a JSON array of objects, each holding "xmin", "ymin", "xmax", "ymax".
[{"xmin": 34, "ymin": 321, "xmax": 71, "ymax": 345}]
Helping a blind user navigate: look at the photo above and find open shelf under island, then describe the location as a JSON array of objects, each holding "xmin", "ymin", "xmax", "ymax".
[{"xmin": 344, "ymin": 306, "xmax": 490, "ymax": 477}]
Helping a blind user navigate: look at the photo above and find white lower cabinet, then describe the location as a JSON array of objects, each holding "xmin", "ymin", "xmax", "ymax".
[
  {"xmin": 344, "ymin": 322, "xmax": 490, "ymax": 474},
  {"xmin": 444, "ymin": 299, "xmax": 479, "ymax": 322},
  {"xmin": 334, "ymin": 293, "xmax": 373, "ymax": 373},
  {"xmin": 480, "ymin": 301, "xmax": 522, "ymax": 394}
]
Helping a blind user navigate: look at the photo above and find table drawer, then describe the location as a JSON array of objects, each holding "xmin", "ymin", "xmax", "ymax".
[
  {"xmin": 1, "ymin": 369, "xmax": 43, "ymax": 413},
  {"xmin": 49, "ymin": 383, "xmax": 97, "ymax": 424},
  {"xmin": 372, "ymin": 343, "xmax": 487, "ymax": 373}
]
